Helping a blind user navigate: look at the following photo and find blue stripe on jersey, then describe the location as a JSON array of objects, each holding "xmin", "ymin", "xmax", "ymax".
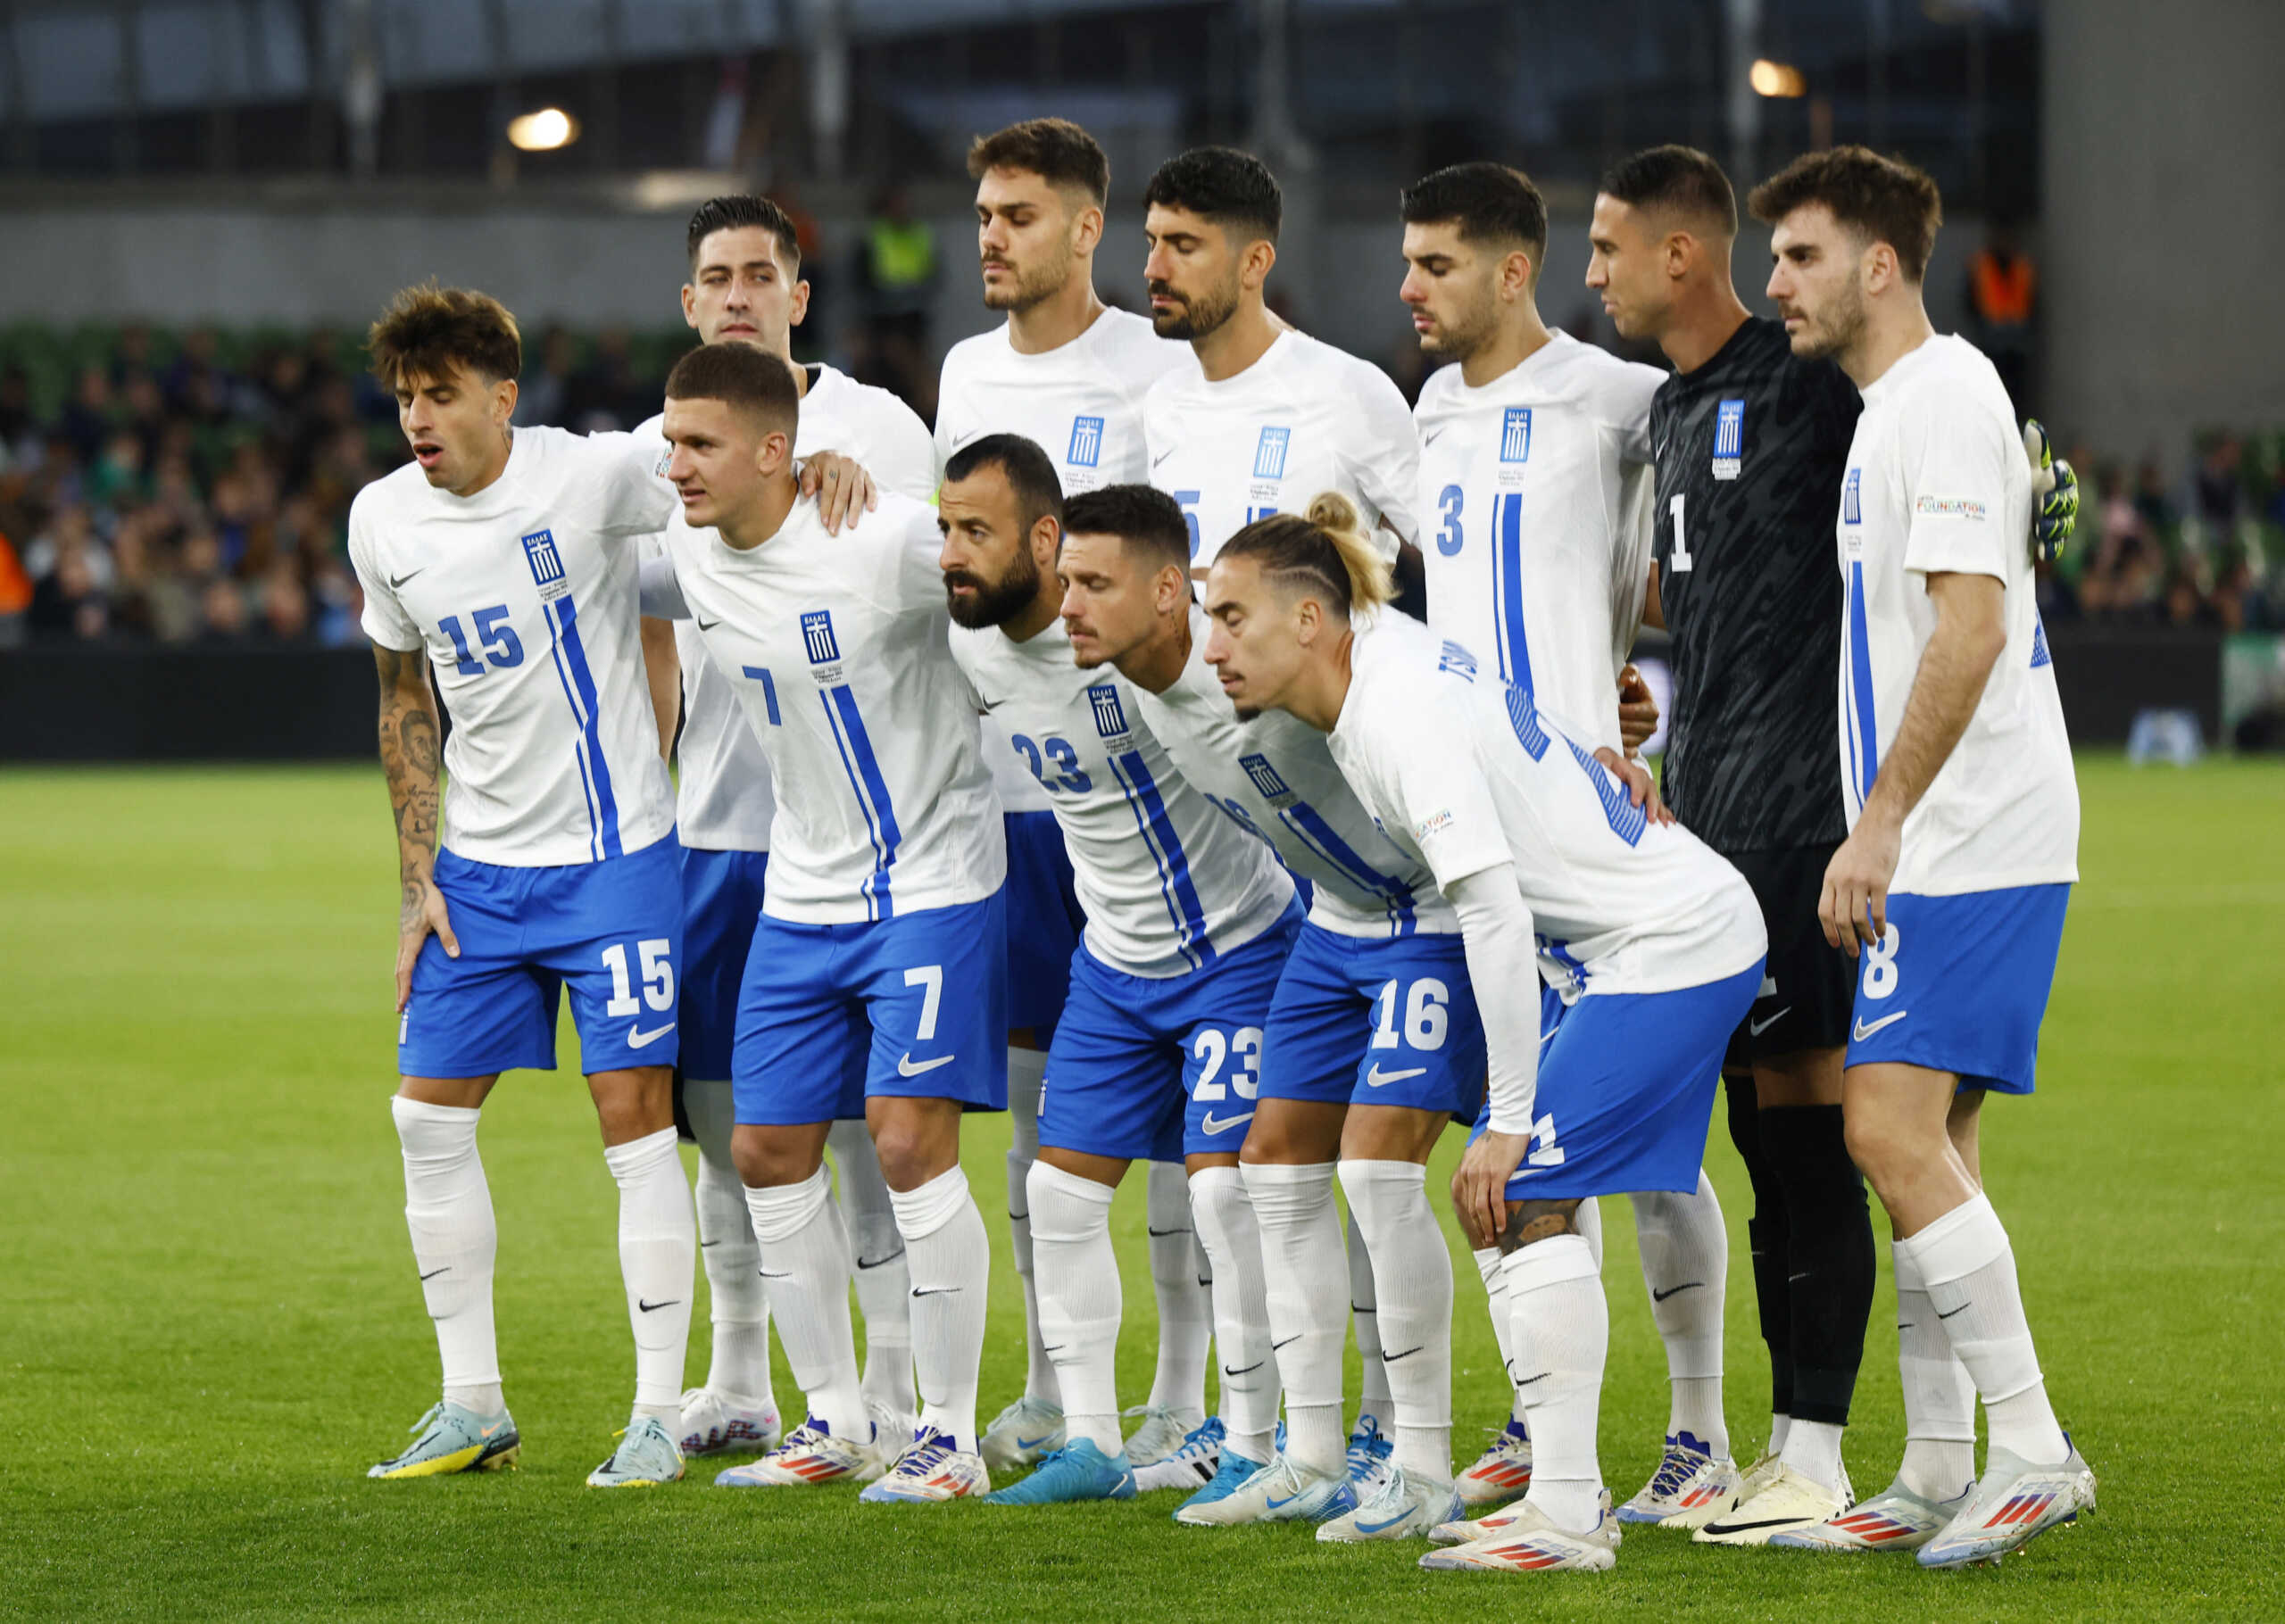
[
  {"xmin": 1110, "ymin": 748, "xmax": 1217, "ymax": 970},
  {"xmin": 1541, "ymin": 936, "xmax": 1589, "ymax": 997},
  {"xmin": 821, "ymin": 684, "xmax": 902, "ymax": 921},
  {"xmin": 1277, "ymin": 800, "xmax": 1417, "ymax": 936},
  {"xmin": 1844, "ymin": 559, "xmax": 1879, "ymax": 810},
  {"xmin": 537, "ymin": 592, "xmax": 619, "ymax": 860},
  {"xmin": 1562, "ymin": 736, "xmax": 1648, "ymax": 847},
  {"xmin": 1493, "ymin": 491, "xmax": 1533, "ymax": 695},
  {"xmin": 742, "ymin": 666, "xmax": 782, "ymax": 725},
  {"xmin": 1503, "ymin": 683, "xmax": 1550, "ymax": 761}
]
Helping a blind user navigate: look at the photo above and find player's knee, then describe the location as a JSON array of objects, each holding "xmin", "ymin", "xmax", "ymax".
[
  {"xmin": 869, "ymin": 1125, "xmax": 952, "ymax": 1192},
  {"xmin": 730, "ymin": 1124, "xmax": 808, "ymax": 1189},
  {"xmin": 1237, "ymin": 1099, "xmax": 1338, "ymax": 1165},
  {"xmin": 1841, "ymin": 1103, "xmax": 1934, "ymax": 1191}
]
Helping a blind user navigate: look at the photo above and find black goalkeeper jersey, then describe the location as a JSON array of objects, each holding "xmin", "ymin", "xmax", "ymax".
[{"xmin": 1650, "ymin": 316, "xmax": 1861, "ymax": 853}]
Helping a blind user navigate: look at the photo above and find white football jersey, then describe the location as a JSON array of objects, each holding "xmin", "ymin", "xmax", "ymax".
[
  {"xmin": 935, "ymin": 307, "xmax": 1188, "ymax": 816},
  {"xmin": 1143, "ymin": 328, "xmax": 1421, "ymax": 567},
  {"xmin": 650, "ymin": 492, "xmax": 1004, "ymax": 924},
  {"xmin": 934, "ymin": 305, "xmax": 1187, "ymax": 493},
  {"xmin": 635, "ymin": 365, "xmax": 936, "ymax": 852},
  {"xmin": 1130, "ymin": 602, "xmax": 1457, "ymax": 939},
  {"xmin": 1329, "ymin": 612, "xmax": 1764, "ymax": 999},
  {"xmin": 349, "ymin": 426, "xmax": 676, "ymax": 867},
  {"xmin": 951, "ymin": 616, "xmax": 1293, "ymax": 978},
  {"xmin": 1837, "ymin": 334, "xmax": 2078, "ymax": 895},
  {"xmin": 1416, "ymin": 332, "xmax": 1662, "ymax": 752}
]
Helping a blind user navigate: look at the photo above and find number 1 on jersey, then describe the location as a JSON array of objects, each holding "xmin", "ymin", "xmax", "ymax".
[{"xmin": 1667, "ymin": 493, "xmax": 1692, "ymax": 574}]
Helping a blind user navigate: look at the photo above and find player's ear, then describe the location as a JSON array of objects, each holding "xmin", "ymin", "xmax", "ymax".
[
  {"xmin": 1244, "ymin": 237, "xmax": 1278, "ymax": 291},
  {"xmin": 492, "ymin": 376, "xmax": 518, "ymax": 424},
  {"xmin": 1504, "ymin": 248, "xmax": 1534, "ymax": 302},
  {"xmin": 788, "ymin": 278, "xmax": 812, "ymax": 329},
  {"xmin": 1071, "ymin": 203, "xmax": 1104, "ymax": 258},
  {"xmin": 679, "ymin": 282, "xmax": 700, "ymax": 330}
]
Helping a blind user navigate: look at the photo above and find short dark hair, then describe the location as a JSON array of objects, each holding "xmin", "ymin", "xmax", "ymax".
[
  {"xmin": 686, "ymin": 195, "xmax": 802, "ymax": 272},
  {"xmin": 1400, "ymin": 162, "xmax": 1548, "ymax": 264},
  {"xmin": 1143, "ymin": 147, "xmax": 1282, "ymax": 244},
  {"xmin": 967, "ymin": 118, "xmax": 1109, "ymax": 205},
  {"xmin": 1748, "ymin": 145, "xmax": 1942, "ymax": 283},
  {"xmin": 1062, "ymin": 484, "xmax": 1192, "ymax": 572},
  {"xmin": 943, "ymin": 433, "xmax": 1067, "ymax": 531},
  {"xmin": 1599, "ymin": 145, "xmax": 1738, "ymax": 238},
  {"xmin": 663, "ymin": 342, "xmax": 799, "ymax": 435},
  {"xmin": 368, "ymin": 282, "xmax": 521, "ymax": 389}
]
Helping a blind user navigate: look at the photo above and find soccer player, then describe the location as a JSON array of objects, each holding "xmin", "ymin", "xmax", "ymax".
[
  {"xmin": 1750, "ymin": 147, "xmax": 2094, "ymax": 1568},
  {"xmin": 1141, "ymin": 146, "xmax": 1422, "ymax": 573},
  {"xmin": 349, "ymin": 285, "xmax": 695, "ymax": 1488},
  {"xmin": 1402, "ymin": 161, "xmax": 1741, "ymax": 1522},
  {"xmin": 1139, "ymin": 143, "xmax": 1423, "ymax": 1464},
  {"xmin": 1199, "ymin": 498, "xmax": 1767, "ymax": 1574},
  {"xmin": 643, "ymin": 344, "xmax": 1008, "ymax": 1504},
  {"xmin": 935, "ymin": 119, "xmax": 1206, "ymax": 1476},
  {"xmin": 1586, "ymin": 145, "xmax": 2078, "ymax": 1547},
  {"xmin": 932, "ymin": 447, "xmax": 1300, "ymax": 1507},
  {"xmin": 1084, "ymin": 483, "xmax": 1490, "ymax": 1538},
  {"xmin": 634, "ymin": 195, "xmax": 935, "ymax": 1469}
]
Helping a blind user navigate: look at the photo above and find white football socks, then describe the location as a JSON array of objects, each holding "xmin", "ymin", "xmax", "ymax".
[
  {"xmin": 1341, "ymin": 1159, "xmax": 1451, "ymax": 1479},
  {"xmin": 1474, "ymin": 1245, "xmax": 1527, "ymax": 1428},
  {"xmin": 392, "ymin": 1097, "xmax": 503, "ymax": 1416},
  {"xmin": 1629, "ymin": 1172, "xmax": 1729, "ymax": 1458},
  {"xmin": 1004, "ymin": 1047, "xmax": 1060, "ymax": 1407},
  {"xmin": 1188, "ymin": 1164, "xmax": 1278, "ymax": 1462},
  {"xmin": 1504, "ymin": 1234, "xmax": 1608, "ymax": 1537},
  {"xmin": 602, "ymin": 1126, "xmax": 696, "ymax": 1424},
  {"xmin": 887, "ymin": 1164, "xmax": 989, "ymax": 1455},
  {"xmin": 682, "ymin": 1080, "xmax": 772, "ymax": 1406},
  {"xmin": 1347, "ymin": 1203, "xmax": 1392, "ymax": 1438},
  {"xmin": 1145, "ymin": 1159, "xmax": 1211, "ymax": 1427},
  {"xmin": 1892, "ymin": 1236, "xmax": 1978, "ymax": 1498},
  {"xmin": 1242, "ymin": 1159, "xmax": 1348, "ymax": 1476},
  {"xmin": 744, "ymin": 1166, "xmax": 866, "ymax": 1442},
  {"xmin": 1026, "ymin": 1161, "xmax": 1123, "ymax": 1454},
  {"xmin": 827, "ymin": 1117, "xmax": 915, "ymax": 1417},
  {"xmin": 1898, "ymin": 1193, "xmax": 2067, "ymax": 1466},
  {"xmin": 1576, "ymin": 1193, "xmax": 1607, "ymax": 1267}
]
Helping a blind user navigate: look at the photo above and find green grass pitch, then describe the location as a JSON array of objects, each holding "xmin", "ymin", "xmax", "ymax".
[{"xmin": 4, "ymin": 756, "xmax": 2281, "ymax": 1620}]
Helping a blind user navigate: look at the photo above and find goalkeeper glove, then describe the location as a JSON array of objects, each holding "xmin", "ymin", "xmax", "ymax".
[{"xmin": 2023, "ymin": 418, "xmax": 2080, "ymax": 565}]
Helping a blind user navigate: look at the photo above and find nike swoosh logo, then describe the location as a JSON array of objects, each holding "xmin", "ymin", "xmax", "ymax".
[
  {"xmin": 1540, "ymin": 1027, "xmax": 1559, "ymax": 1045},
  {"xmin": 1516, "ymin": 1372, "xmax": 1547, "ymax": 1387},
  {"xmin": 1853, "ymin": 1010, "xmax": 1908, "ymax": 1040},
  {"xmin": 637, "ymin": 1297, "xmax": 681, "ymax": 1313},
  {"xmin": 1016, "ymin": 1433, "xmax": 1055, "ymax": 1450},
  {"xmin": 912, "ymin": 1286, "xmax": 960, "ymax": 1297},
  {"xmin": 1355, "ymin": 1511, "xmax": 1415, "ymax": 1535},
  {"xmin": 1749, "ymin": 1007, "xmax": 1792, "ymax": 1037},
  {"xmin": 699, "ymin": 1239, "xmax": 721, "ymax": 1248},
  {"xmin": 1224, "ymin": 1362, "xmax": 1265, "ymax": 1378},
  {"xmin": 855, "ymin": 1249, "xmax": 907, "ymax": 1271},
  {"xmin": 1937, "ymin": 1303, "xmax": 1968, "ymax": 1320},
  {"xmin": 696, "ymin": 616, "xmax": 722, "ymax": 631},
  {"xmin": 1151, "ymin": 448, "xmax": 1178, "ymax": 470},
  {"xmin": 628, "ymin": 1023, "xmax": 675, "ymax": 1048},
  {"xmin": 1201, "ymin": 1110, "xmax": 1254, "ymax": 1135},
  {"xmin": 1382, "ymin": 1346, "xmax": 1425, "ymax": 1363},
  {"xmin": 1422, "ymin": 428, "xmax": 1447, "ymax": 448},
  {"xmin": 759, "ymin": 1269, "xmax": 793, "ymax": 1280},
  {"xmin": 1272, "ymin": 1335, "xmax": 1300, "ymax": 1351},
  {"xmin": 1146, "ymin": 1227, "xmax": 1192, "ymax": 1238},
  {"xmin": 1366, "ymin": 1065, "xmax": 1426, "ymax": 1087},
  {"xmin": 388, "ymin": 568, "xmax": 424, "ymax": 589},
  {"xmin": 1266, "ymin": 1492, "xmax": 1304, "ymax": 1511},
  {"xmin": 898, "ymin": 1052, "xmax": 956, "ymax": 1077},
  {"xmin": 419, "ymin": 1266, "xmax": 449, "ymax": 1281},
  {"xmin": 1651, "ymin": 1281, "xmax": 1703, "ymax": 1303},
  {"xmin": 1789, "ymin": 1271, "xmax": 1812, "ymax": 1282},
  {"xmin": 951, "ymin": 429, "xmax": 985, "ymax": 452}
]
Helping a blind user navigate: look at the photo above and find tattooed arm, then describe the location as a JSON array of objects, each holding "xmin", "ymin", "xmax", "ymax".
[{"xmin": 377, "ymin": 643, "xmax": 459, "ymax": 1013}]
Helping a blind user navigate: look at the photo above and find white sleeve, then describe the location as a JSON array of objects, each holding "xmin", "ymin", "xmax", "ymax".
[
  {"xmin": 1447, "ymin": 863, "xmax": 1541, "ymax": 1134},
  {"xmin": 1899, "ymin": 394, "xmax": 2014, "ymax": 582},
  {"xmin": 638, "ymin": 553, "xmax": 690, "ymax": 620},
  {"xmin": 930, "ymin": 356, "xmax": 960, "ymax": 485},
  {"xmin": 1608, "ymin": 455, "xmax": 1656, "ymax": 659},
  {"xmin": 346, "ymin": 498, "xmax": 422, "ymax": 651},
  {"xmin": 1374, "ymin": 696, "xmax": 1509, "ymax": 889},
  {"xmin": 591, "ymin": 430, "xmax": 678, "ymax": 538},
  {"xmin": 1350, "ymin": 366, "xmax": 1423, "ymax": 551},
  {"xmin": 875, "ymin": 402, "xmax": 942, "ymax": 501}
]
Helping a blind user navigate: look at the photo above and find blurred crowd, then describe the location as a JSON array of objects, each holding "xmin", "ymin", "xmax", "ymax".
[{"xmin": 3, "ymin": 319, "xmax": 2281, "ymax": 650}]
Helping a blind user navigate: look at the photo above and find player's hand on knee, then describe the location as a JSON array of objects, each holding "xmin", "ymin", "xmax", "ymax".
[
  {"xmin": 1817, "ymin": 825, "xmax": 1895, "ymax": 958},
  {"xmin": 1592, "ymin": 745, "xmax": 1673, "ymax": 826},
  {"xmin": 1616, "ymin": 664, "xmax": 1659, "ymax": 754},
  {"xmin": 395, "ymin": 874, "xmax": 459, "ymax": 1013},
  {"xmin": 798, "ymin": 452, "xmax": 879, "ymax": 534},
  {"xmin": 1453, "ymin": 1130, "xmax": 1529, "ymax": 1249}
]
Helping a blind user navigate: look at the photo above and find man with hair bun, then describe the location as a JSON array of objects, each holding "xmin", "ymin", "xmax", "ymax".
[
  {"xmin": 349, "ymin": 282, "xmax": 697, "ymax": 1489},
  {"xmin": 1198, "ymin": 501, "xmax": 1767, "ymax": 1575}
]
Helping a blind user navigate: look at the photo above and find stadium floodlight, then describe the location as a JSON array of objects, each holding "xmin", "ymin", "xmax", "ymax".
[
  {"xmin": 507, "ymin": 108, "xmax": 580, "ymax": 152},
  {"xmin": 1749, "ymin": 60, "xmax": 1808, "ymax": 97}
]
